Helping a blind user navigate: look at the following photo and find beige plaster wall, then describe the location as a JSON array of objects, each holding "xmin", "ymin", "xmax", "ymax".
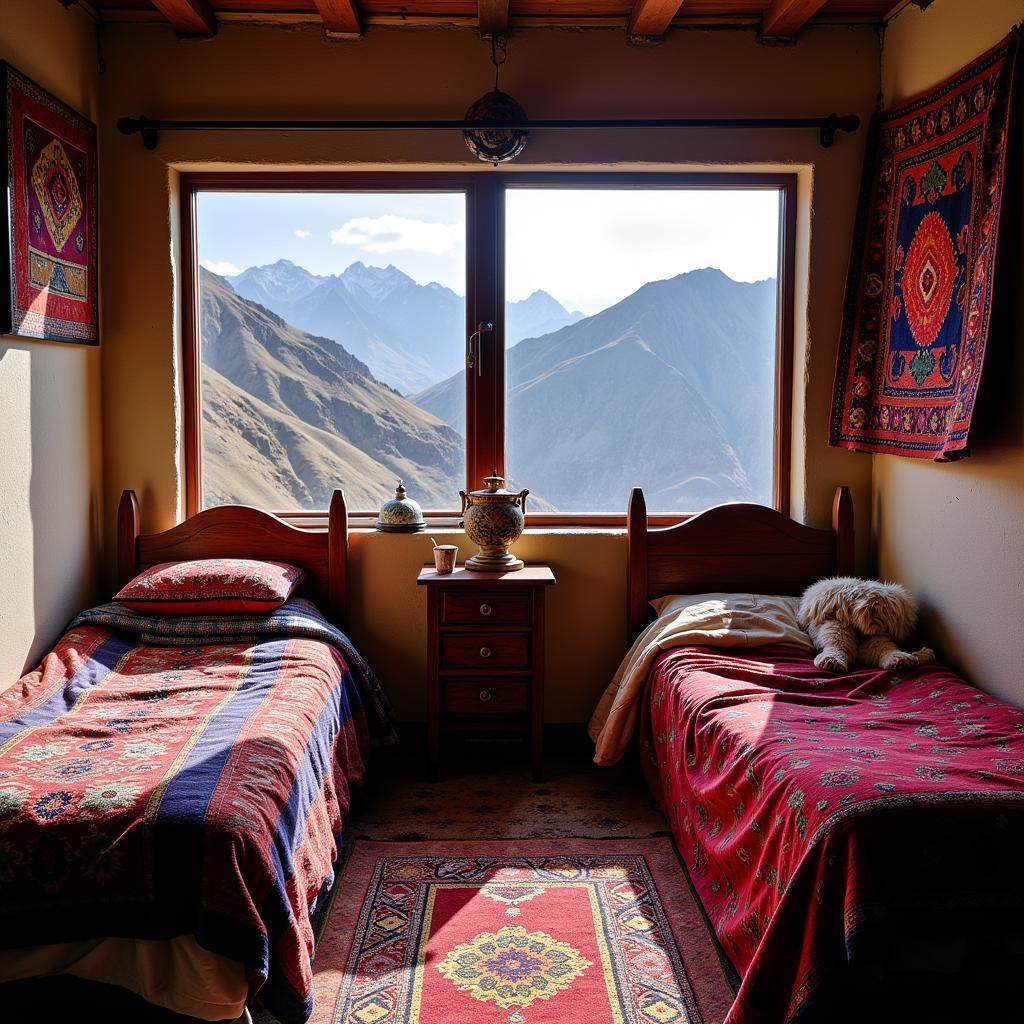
[
  {"xmin": 97, "ymin": 21, "xmax": 879, "ymax": 721},
  {"xmin": 0, "ymin": 1, "xmax": 104, "ymax": 686},
  {"xmin": 875, "ymin": 0, "xmax": 1024, "ymax": 705}
]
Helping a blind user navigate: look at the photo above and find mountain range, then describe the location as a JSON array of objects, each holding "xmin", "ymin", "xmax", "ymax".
[
  {"xmin": 226, "ymin": 260, "xmax": 583, "ymax": 394},
  {"xmin": 201, "ymin": 261, "xmax": 777, "ymax": 514},
  {"xmin": 413, "ymin": 268, "xmax": 777, "ymax": 511}
]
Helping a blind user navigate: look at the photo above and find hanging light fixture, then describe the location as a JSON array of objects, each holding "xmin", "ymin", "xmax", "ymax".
[{"xmin": 463, "ymin": 35, "xmax": 529, "ymax": 165}]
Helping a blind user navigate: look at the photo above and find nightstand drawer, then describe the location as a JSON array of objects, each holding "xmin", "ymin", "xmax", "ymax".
[
  {"xmin": 444, "ymin": 679, "xmax": 529, "ymax": 714},
  {"xmin": 442, "ymin": 591, "xmax": 532, "ymax": 627},
  {"xmin": 440, "ymin": 632, "xmax": 531, "ymax": 671}
]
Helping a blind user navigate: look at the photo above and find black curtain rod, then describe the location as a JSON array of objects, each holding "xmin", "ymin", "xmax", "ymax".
[{"xmin": 117, "ymin": 113, "xmax": 860, "ymax": 150}]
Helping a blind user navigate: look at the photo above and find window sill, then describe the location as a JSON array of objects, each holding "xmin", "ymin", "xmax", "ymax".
[
  {"xmin": 279, "ymin": 512, "xmax": 686, "ymax": 532},
  {"xmin": 280, "ymin": 515, "xmax": 628, "ymax": 537},
  {"xmin": 352, "ymin": 524, "xmax": 626, "ymax": 537}
]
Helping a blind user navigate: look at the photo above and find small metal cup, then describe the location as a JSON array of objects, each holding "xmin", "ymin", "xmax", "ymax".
[{"xmin": 432, "ymin": 544, "xmax": 458, "ymax": 575}]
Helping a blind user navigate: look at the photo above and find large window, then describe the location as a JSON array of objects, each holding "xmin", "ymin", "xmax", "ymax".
[{"xmin": 183, "ymin": 173, "xmax": 793, "ymax": 521}]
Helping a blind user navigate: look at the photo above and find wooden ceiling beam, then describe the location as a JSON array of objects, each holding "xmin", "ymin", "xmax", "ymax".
[
  {"xmin": 629, "ymin": 0, "xmax": 685, "ymax": 38},
  {"xmin": 762, "ymin": 0, "xmax": 829, "ymax": 37},
  {"xmin": 478, "ymin": 0, "xmax": 509, "ymax": 36},
  {"xmin": 59, "ymin": 0, "xmax": 101, "ymax": 18},
  {"xmin": 150, "ymin": 0, "xmax": 216, "ymax": 35},
  {"xmin": 313, "ymin": 0, "xmax": 362, "ymax": 36}
]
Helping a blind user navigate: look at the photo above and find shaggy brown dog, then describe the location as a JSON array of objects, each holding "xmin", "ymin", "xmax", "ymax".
[{"xmin": 798, "ymin": 576, "xmax": 935, "ymax": 673}]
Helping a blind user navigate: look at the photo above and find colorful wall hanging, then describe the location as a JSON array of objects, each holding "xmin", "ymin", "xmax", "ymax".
[
  {"xmin": 830, "ymin": 31, "xmax": 1018, "ymax": 459},
  {"xmin": 1, "ymin": 63, "xmax": 98, "ymax": 344}
]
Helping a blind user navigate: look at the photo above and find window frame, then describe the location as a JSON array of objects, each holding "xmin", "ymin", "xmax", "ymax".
[{"xmin": 181, "ymin": 170, "xmax": 795, "ymax": 525}]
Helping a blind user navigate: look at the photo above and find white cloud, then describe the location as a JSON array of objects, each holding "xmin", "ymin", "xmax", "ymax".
[
  {"xmin": 329, "ymin": 215, "xmax": 459, "ymax": 255},
  {"xmin": 201, "ymin": 258, "xmax": 241, "ymax": 276},
  {"xmin": 294, "ymin": 229, "xmax": 310, "ymax": 238},
  {"xmin": 504, "ymin": 189, "xmax": 780, "ymax": 314}
]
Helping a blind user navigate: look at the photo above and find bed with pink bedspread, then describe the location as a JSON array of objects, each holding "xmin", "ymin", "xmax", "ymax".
[
  {"xmin": 641, "ymin": 642, "xmax": 1024, "ymax": 1023},
  {"xmin": 592, "ymin": 488, "xmax": 1024, "ymax": 1023}
]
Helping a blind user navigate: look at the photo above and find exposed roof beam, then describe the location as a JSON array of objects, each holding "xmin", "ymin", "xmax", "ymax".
[
  {"xmin": 478, "ymin": 0, "xmax": 509, "ymax": 36},
  {"xmin": 150, "ymin": 0, "xmax": 216, "ymax": 35},
  {"xmin": 629, "ymin": 0, "xmax": 685, "ymax": 37},
  {"xmin": 762, "ymin": 0, "xmax": 829, "ymax": 37},
  {"xmin": 58, "ymin": 0, "xmax": 101, "ymax": 18},
  {"xmin": 313, "ymin": 0, "xmax": 362, "ymax": 36}
]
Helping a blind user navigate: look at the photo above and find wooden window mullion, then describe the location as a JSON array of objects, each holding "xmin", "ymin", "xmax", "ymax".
[{"xmin": 467, "ymin": 176, "xmax": 504, "ymax": 488}]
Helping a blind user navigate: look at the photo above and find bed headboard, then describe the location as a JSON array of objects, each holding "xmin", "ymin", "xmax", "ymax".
[
  {"xmin": 627, "ymin": 487, "xmax": 854, "ymax": 641},
  {"xmin": 116, "ymin": 490, "xmax": 349, "ymax": 626}
]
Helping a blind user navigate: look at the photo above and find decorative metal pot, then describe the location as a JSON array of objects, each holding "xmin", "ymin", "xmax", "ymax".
[
  {"xmin": 459, "ymin": 475, "xmax": 529, "ymax": 571},
  {"xmin": 375, "ymin": 480, "xmax": 426, "ymax": 533}
]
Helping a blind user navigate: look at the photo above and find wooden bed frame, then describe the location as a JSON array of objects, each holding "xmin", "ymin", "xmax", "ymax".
[
  {"xmin": 116, "ymin": 489, "xmax": 349, "ymax": 625},
  {"xmin": 627, "ymin": 486, "xmax": 854, "ymax": 640}
]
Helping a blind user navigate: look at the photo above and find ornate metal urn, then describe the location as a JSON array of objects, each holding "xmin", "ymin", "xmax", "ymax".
[{"xmin": 459, "ymin": 475, "xmax": 529, "ymax": 571}]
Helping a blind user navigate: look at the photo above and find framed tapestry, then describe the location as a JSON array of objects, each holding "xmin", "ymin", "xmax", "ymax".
[
  {"xmin": 830, "ymin": 30, "xmax": 1019, "ymax": 460},
  {"xmin": 1, "ymin": 62, "xmax": 98, "ymax": 344}
]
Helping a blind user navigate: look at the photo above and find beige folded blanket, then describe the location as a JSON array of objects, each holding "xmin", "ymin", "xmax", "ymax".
[{"xmin": 588, "ymin": 592, "xmax": 813, "ymax": 766}]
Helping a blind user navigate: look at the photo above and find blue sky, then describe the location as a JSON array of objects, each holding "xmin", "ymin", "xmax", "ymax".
[{"xmin": 198, "ymin": 188, "xmax": 780, "ymax": 316}]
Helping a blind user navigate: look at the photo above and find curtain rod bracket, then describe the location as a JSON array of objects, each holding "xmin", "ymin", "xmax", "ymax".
[
  {"xmin": 820, "ymin": 113, "xmax": 860, "ymax": 149},
  {"xmin": 118, "ymin": 116, "xmax": 159, "ymax": 150}
]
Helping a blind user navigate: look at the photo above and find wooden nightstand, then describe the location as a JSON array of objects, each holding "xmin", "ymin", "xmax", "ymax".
[{"xmin": 417, "ymin": 565, "xmax": 555, "ymax": 781}]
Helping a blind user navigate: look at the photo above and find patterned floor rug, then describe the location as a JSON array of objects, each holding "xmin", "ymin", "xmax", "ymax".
[{"xmin": 306, "ymin": 838, "xmax": 736, "ymax": 1024}]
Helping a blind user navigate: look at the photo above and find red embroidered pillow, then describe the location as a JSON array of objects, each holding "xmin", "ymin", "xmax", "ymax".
[{"xmin": 114, "ymin": 558, "xmax": 306, "ymax": 615}]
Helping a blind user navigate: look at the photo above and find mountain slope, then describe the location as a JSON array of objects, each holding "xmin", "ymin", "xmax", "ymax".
[
  {"xmin": 506, "ymin": 332, "xmax": 750, "ymax": 510},
  {"xmin": 414, "ymin": 268, "xmax": 777, "ymax": 512},
  {"xmin": 288, "ymin": 272, "xmax": 442, "ymax": 394},
  {"xmin": 203, "ymin": 368, "xmax": 412, "ymax": 510},
  {"xmin": 200, "ymin": 268, "xmax": 463, "ymax": 509}
]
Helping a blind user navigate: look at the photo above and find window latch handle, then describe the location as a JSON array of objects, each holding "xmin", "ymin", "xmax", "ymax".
[{"xmin": 467, "ymin": 321, "xmax": 494, "ymax": 376}]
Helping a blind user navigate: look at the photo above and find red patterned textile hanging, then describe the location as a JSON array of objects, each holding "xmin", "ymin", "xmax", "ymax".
[{"xmin": 830, "ymin": 30, "xmax": 1019, "ymax": 459}]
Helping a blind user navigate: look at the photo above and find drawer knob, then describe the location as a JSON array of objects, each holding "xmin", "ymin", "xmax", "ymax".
[
  {"xmin": 479, "ymin": 602, "xmax": 493, "ymax": 617},
  {"xmin": 479, "ymin": 645, "xmax": 493, "ymax": 659},
  {"xmin": 479, "ymin": 689, "xmax": 492, "ymax": 703}
]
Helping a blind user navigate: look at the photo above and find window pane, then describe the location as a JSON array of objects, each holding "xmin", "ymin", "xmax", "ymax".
[
  {"xmin": 503, "ymin": 188, "xmax": 781, "ymax": 514},
  {"xmin": 196, "ymin": 191, "xmax": 466, "ymax": 511}
]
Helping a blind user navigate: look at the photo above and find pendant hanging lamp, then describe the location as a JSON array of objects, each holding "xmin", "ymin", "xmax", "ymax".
[{"xmin": 463, "ymin": 35, "xmax": 529, "ymax": 165}]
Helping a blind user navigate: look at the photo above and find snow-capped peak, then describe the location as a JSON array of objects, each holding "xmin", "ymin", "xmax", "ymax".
[{"xmin": 340, "ymin": 261, "xmax": 414, "ymax": 301}]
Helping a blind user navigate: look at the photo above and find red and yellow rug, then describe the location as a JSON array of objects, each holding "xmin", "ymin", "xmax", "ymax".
[{"xmin": 308, "ymin": 839, "xmax": 735, "ymax": 1024}]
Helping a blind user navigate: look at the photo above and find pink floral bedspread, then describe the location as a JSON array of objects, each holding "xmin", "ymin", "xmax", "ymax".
[{"xmin": 641, "ymin": 644, "xmax": 1024, "ymax": 1023}]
